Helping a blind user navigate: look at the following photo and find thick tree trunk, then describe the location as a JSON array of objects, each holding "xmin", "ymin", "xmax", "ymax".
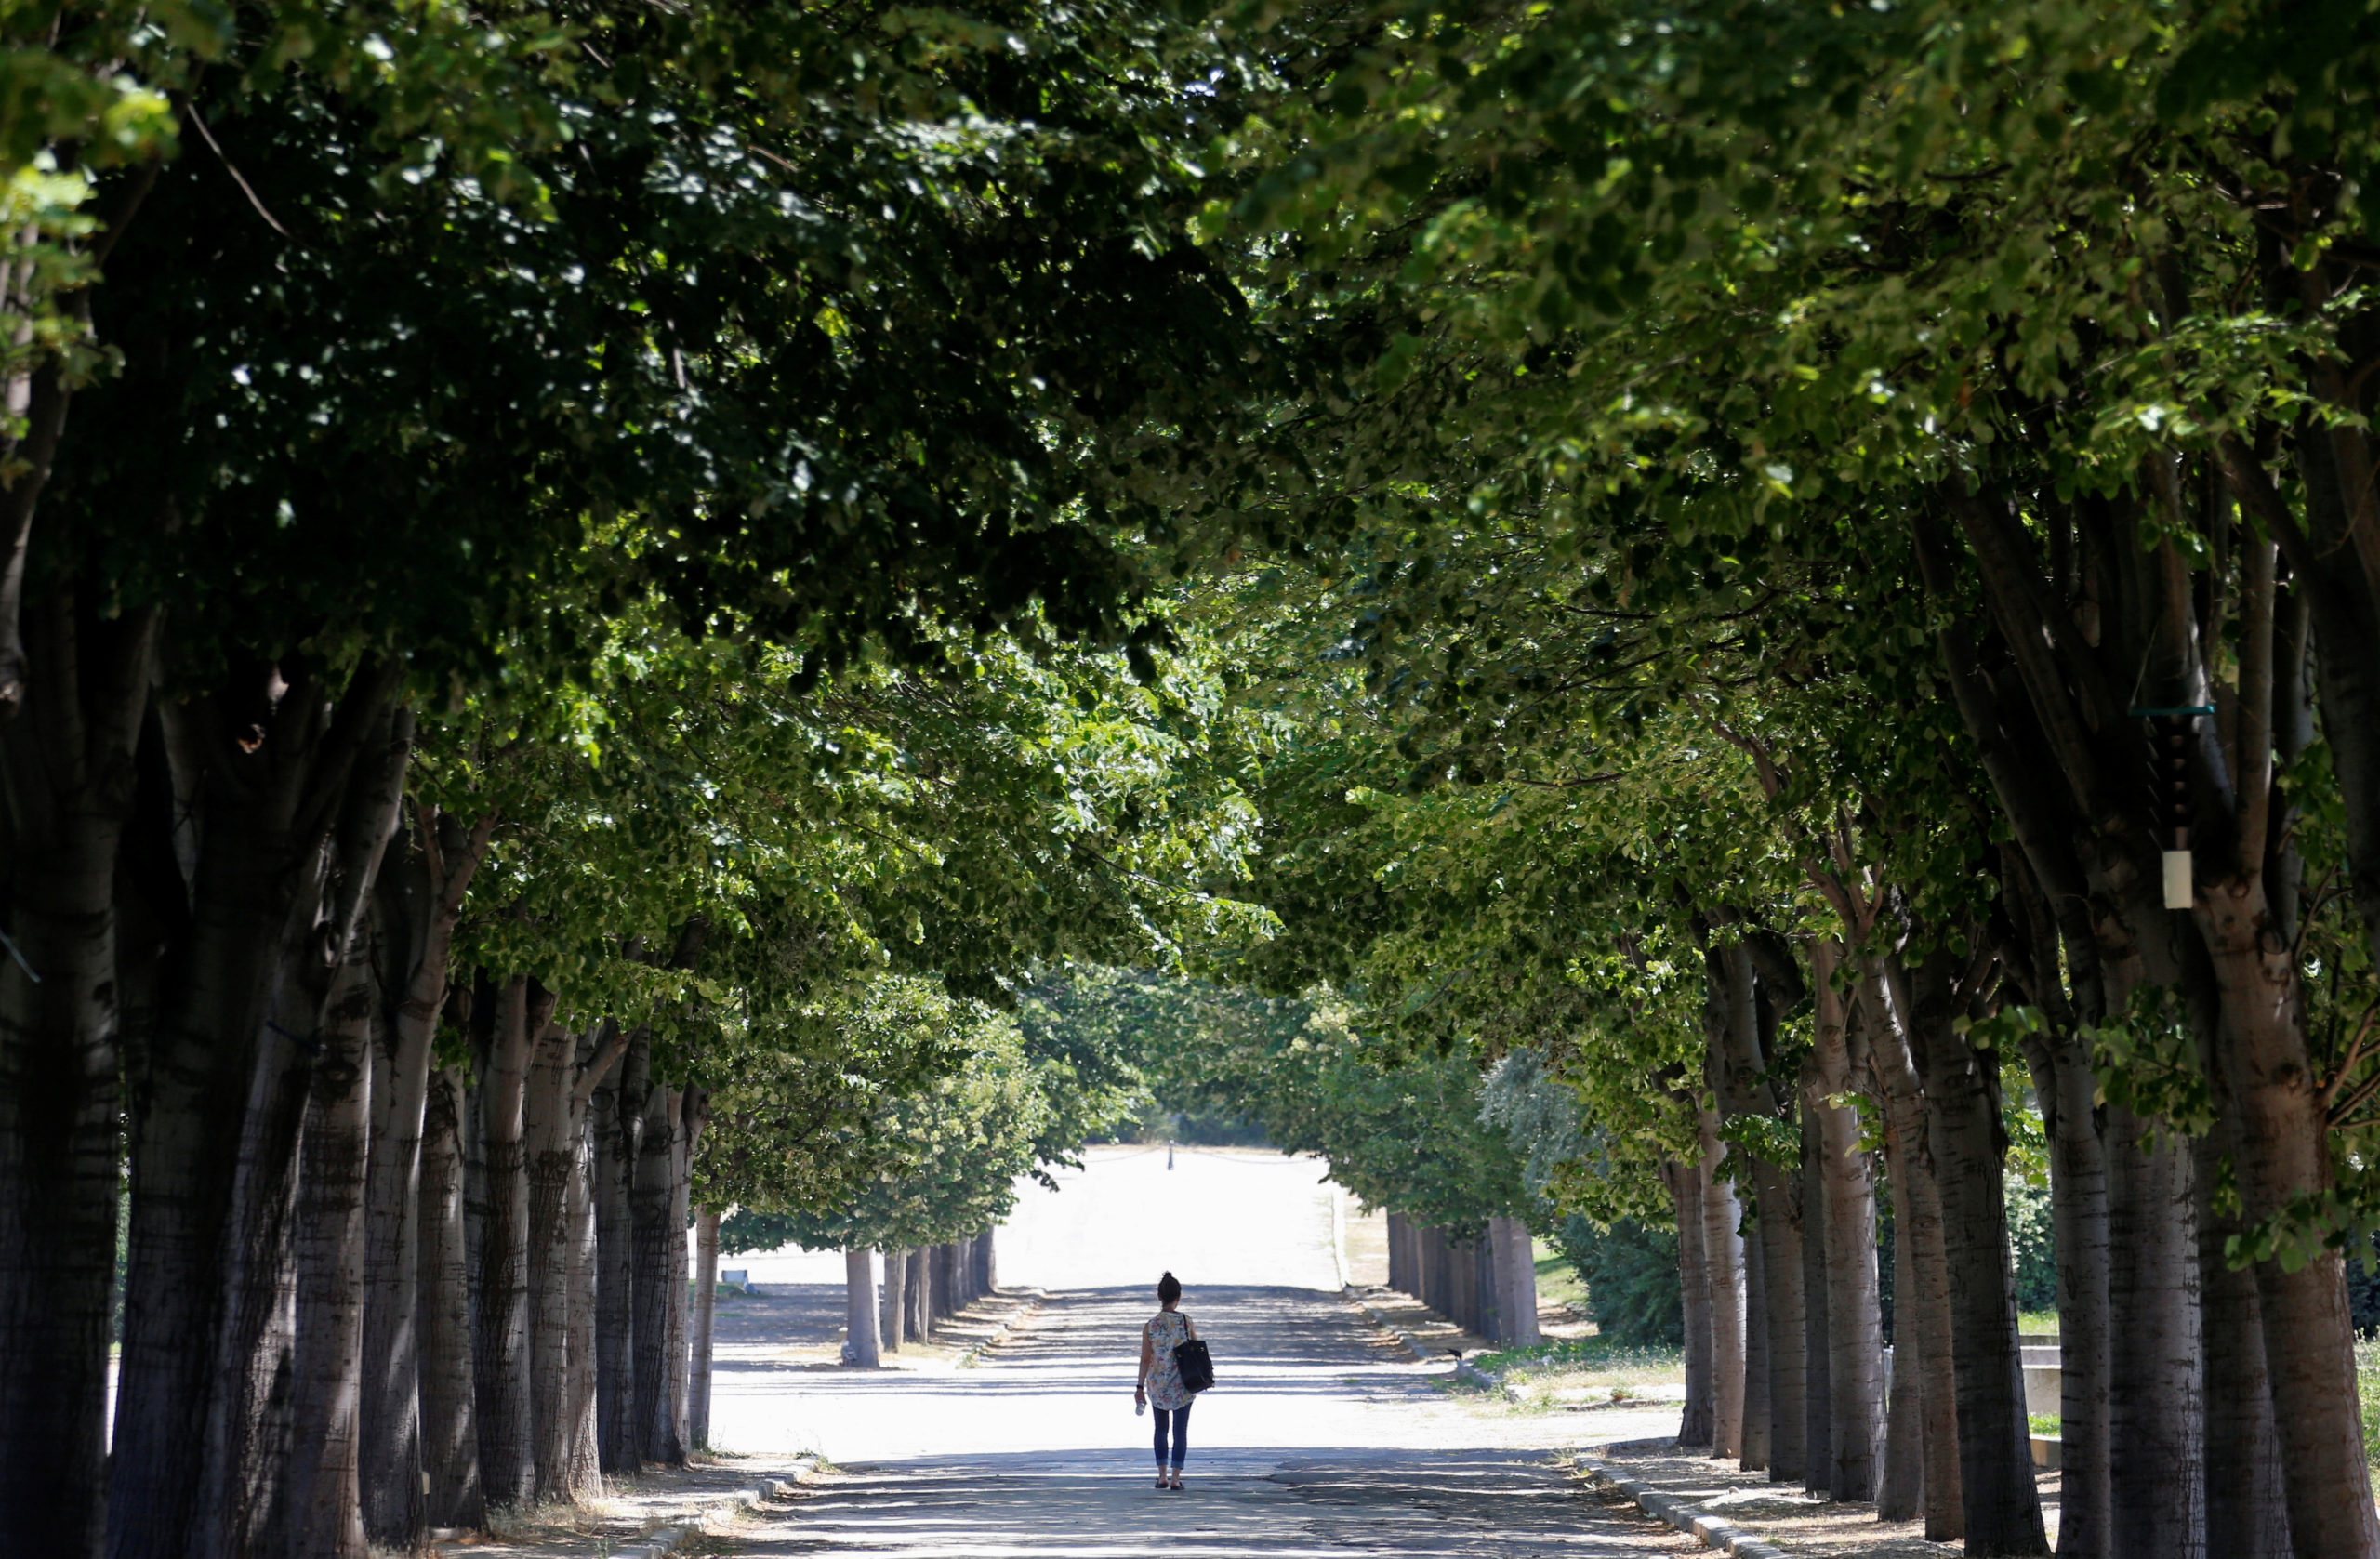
[
  {"xmin": 1741, "ymin": 1227, "xmax": 1770, "ymax": 1472},
  {"xmin": 1490, "ymin": 1217, "xmax": 1538, "ymax": 1346},
  {"xmin": 1752, "ymin": 1161, "xmax": 1806, "ymax": 1484},
  {"xmin": 690, "ymin": 1210, "xmax": 721, "ymax": 1445},
  {"xmin": 664, "ymin": 1090, "xmax": 700, "ymax": 1457},
  {"xmin": 1698, "ymin": 1105, "xmax": 1746, "ymax": 1460},
  {"xmin": 417, "ymin": 1069, "xmax": 483, "ymax": 1531},
  {"xmin": 1910, "ymin": 965, "xmax": 2047, "ymax": 1555},
  {"xmin": 473, "ymin": 977, "xmax": 536, "ymax": 1510},
  {"xmin": 2105, "ymin": 1103, "xmax": 2203, "ymax": 1559},
  {"xmin": 195, "ymin": 694, "xmax": 411, "ymax": 1559},
  {"xmin": 359, "ymin": 804, "xmax": 492, "ymax": 1546},
  {"xmin": 631, "ymin": 1083, "xmax": 684, "ymax": 1466},
  {"xmin": 1798, "ymin": 1086, "xmax": 1833, "ymax": 1497},
  {"xmin": 2025, "ymin": 1031, "xmax": 2109, "ymax": 1559},
  {"xmin": 595, "ymin": 1041, "xmax": 643, "ymax": 1474},
  {"xmin": 1811, "ymin": 950, "xmax": 1884, "ymax": 1504},
  {"xmin": 1866, "ymin": 960, "xmax": 1961, "ymax": 1542},
  {"xmin": 2195, "ymin": 1125, "xmax": 2289, "ymax": 1559},
  {"xmin": 566, "ymin": 1125, "xmax": 602, "ymax": 1495},
  {"xmin": 1878, "ymin": 1165, "xmax": 1925, "ymax": 1523},
  {"xmin": 0, "ymin": 598, "xmax": 154, "ymax": 1559},
  {"xmin": 977, "ymin": 1227, "xmax": 998, "ymax": 1295},
  {"xmin": 879, "ymin": 1246, "xmax": 906, "ymax": 1354},
  {"xmin": 906, "ymin": 1248, "xmax": 928, "ymax": 1341},
  {"xmin": 357, "ymin": 999, "xmax": 425, "ymax": 1548},
  {"xmin": 2205, "ymin": 924, "xmax": 2379, "ymax": 1559},
  {"xmin": 843, "ymin": 1246, "xmax": 880, "ymax": 1368},
  {"xmin": 1670, "ymin": 1156, "xmax": 1715, "ymax": 1448},
  {"xmin": 284, "ymin": 953, "xmax": 377, "ymax": 1559},
  {"xmin": 524, "ymin": 1012, "xmax": 581, "ymax": 1502}
]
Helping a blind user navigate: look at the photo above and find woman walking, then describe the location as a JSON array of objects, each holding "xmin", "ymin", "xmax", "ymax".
[{"xmin": 1135, "ymin": 1271, "xmax": 1197, "ymax": 1489}]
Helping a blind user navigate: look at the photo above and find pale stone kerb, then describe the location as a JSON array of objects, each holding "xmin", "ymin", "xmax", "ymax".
[
  {"xmin": 1340, "ymin": 1285, "xmax": 1429, "ymax": 1363},
  {"xmin": 1575, "ymin": 1454, "xmax": 1792, "ymax": 1559}
]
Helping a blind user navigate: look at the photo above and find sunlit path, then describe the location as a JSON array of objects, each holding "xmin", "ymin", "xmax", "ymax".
[{"xmin": 709, "ymin": 1148, "xmax": 1690, "ymax": 1555}]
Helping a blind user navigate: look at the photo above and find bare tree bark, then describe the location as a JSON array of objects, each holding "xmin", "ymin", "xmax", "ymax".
[
  {"xmin": 1698, "ymin": 1098, "xmax": 1746, "ymax": 1461},
  {"xmin": 1810, "ymin": 942, "xmax": 1883, "ymax": 1503},
  {"xmin": 0, "ymin": 595, "xmax": 155, "ymax": 1559},
  {"xmin": 1865, "ymin": 957, "xmax": 1961, "ymax": 1542},
  {"xmin": 596, "ymin": 1036, "xmax": 644, "ymax": 1474},
  {"xmin": 631, "ymin": 1083, "xmax": 685, "ymax": 1466},
  {"xmin": 879, "ymin": 1246, "xmax": 906, "ymax": 1354},
  {"xmin": 690, "ymin": 1210, "xmax": 722, "ymax": 1444},
  {"xmin": 1669, "ymin": 1153, "xmax": 1714, "ymax": 1448},
  {"xmin": 842, "ymin": 1245, "xmax": 879, "ymax": 1368},
  {"xmin": 284, "ymin": 948, "xmax": 378, "ymax": 1559},
  {"xmin": 358, "ymin": 806, "xmax": 492, "ymax": 1548},
  {"xmin": 417, "ymin": 1069, "xmax": 482, "ymax": 1530},
  {"xmin": 472, "ymin": 976, "xmax": 541, "ymax": 1510}
]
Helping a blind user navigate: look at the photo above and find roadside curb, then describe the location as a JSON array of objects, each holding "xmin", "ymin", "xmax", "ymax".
[
  {"xmin": 617, "ymin": 1455, "xmax": 826, "ymax": 1559},
  {"xmin": 953, "ymin": 1287, "xmax": 1046, "ymax": 1367},
  {"xmin": 1576, "ymin": 1453, "xmax": 1792, "ymax": 1559},
  {"xmin": 1342, "ymin": 1284, "xmax": 1431, "ymax": 1364}
]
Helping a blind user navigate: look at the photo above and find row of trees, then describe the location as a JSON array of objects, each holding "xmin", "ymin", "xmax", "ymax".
[
  {"xmin": 5, "ymin": 5, "xmax": 2378, "ymax": 1559},
  {"xmin": 1162, "ymin": 3, "xmax": 2380, "ymax": 1556},
  {"xmin": 0, "ymin": 5, "xmax": 1283, "ymax": 1557}
]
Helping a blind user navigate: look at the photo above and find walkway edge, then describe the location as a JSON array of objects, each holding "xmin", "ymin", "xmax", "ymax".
[
  {"xmin": 1342, "ymin": 1284, "xmax": 1429, "ymax": 1363},
  {"xmin": 955, "ymin": 1287, "xmax": 1047, "ymax": 1367},
  {"xmin": 1576, "ymin": 1454, "xmax": 1794, "ymax": 1559},
  {"xmin": 621, "ymin": 1455, "xmax": 826, "ymax": 1559}
]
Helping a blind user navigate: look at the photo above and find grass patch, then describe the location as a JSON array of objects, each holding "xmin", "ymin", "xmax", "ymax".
[
  {"xmin": 1531, "ymin": 1238, "xmax": 1590, "ymax": 1314},
  {"xmin": 1462, "ymin": 1335, "xmax": 1685, "ymax": 1413},
  {"xmin": 2018, "ymin": 1311, "xmax": 2058, "ymax": 1335},
  {"xmin": 2029, "ymin": 1414, "xmax": 2061, "ymax": 1437}
]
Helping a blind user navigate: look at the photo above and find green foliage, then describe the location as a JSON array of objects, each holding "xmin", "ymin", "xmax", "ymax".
[{"xmin": 1553, "ymin": 1214, "xmax": 1683, "ymax": 1349}]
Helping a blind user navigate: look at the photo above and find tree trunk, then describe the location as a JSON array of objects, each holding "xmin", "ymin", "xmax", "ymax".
[
  {"xmin": 284, "ymin": 952, "xmax": 377, "ymax": 1559},
  {"xmin": 1909, "ymin": 957, "xmax": 2047, "ymax": 1556},
  {"xmin": 194, "ymin": 693, "xmax": 411, "ymax": 1559},
  {"xmin": 357, "ymin": 995, "xmax": 425, "ymax": 1549},
  {"xmin": 2195, "ymin": 1125, "xmax": 2289, "ymax": 1559},
  {"xmin": 1799, "ymin": 1083, "xmax": 1833, "ymax": 1497},
  {"xmin": 2105, "ymin": 1103, "xmax": 2203, "ymax": 1559},
  {"xmin": 976, "ymin": 1227, "xmax": 998, "ymax": 1296},
  {"xmin": 356, "ymin": 803, "xmax": 490, "ymax": 1549},
  {"xmin": 1865, "ymin": 958, "xmax": 1962, "ymax": 1541},
  {"xmin": 843, "ymin": 1246, "xmax": 879, "ymax": 1368},
  {"xmin": 663, "ymin": 1090, "xmax": 699, "ymax": 1458},
  {"xmin": 2204, "ymin": 912, "xmax": 2380, "ymax": 1559},
  {"xmin": 566, "ymin": 1124, "xmax": 602, "ymax": 1496},
  {"xmin": 906, "ymin": 1248, "xmax": 928, "ymax": 1342},
  {"xmin": 1670, "ymin": 1155, "xmax": 1714, "ymax": 1448},
  {"xmin": 524, "ymin": 1012, "xmax": 580, "ymax": 1502},
  {"xmin": 1698, "ymin": 1103, "xmax": 1746, "ymax": 1460},
  {"xmin": 1812, "ymin": 946, "xmax": 1884, "ymax": 1504},
  {"xmin": 1741, "ymin": 1226, "xmax": 1770, "ymax": 1472},
  {"xmin": 2024, "ymin": 1030, "xmax": 2109, "ymax": 1559},
  {"xmin": 416, "ymin": 1069, "xmax": 483, "ymax": 1531},
  {"xmin": 1879, "ymin": 1163, "xmax": 1925, "ymax": 1523},
  {"xmin": 631, "ymin": 1083, "xmax": 684, "ymax": 1466},
  {"xmin": 595, "ymin": 1041, "xmax": 642, "ymax": 1474},
  {"xmin": 473, "ymin": 977, "xmax": 537, "ymax": 1510},
  {"xmin": 1490, "ymin": 1217, "xmax": 1539, "ymax": 1346},
  {"xmin": 690, "ymin": 1210, "xmax": 721, "ymax": 1445},
  {"xmin": 0, "ymin": 597, "xmax": 154, "ymax": 1559},
  {"xmin": 1752, "ymin": 1160, "xmax": 1807, "ymax": 1484},
  {"xmin": 879, "ymin": 1247, "xmax": 906, "ymax": 1354}
]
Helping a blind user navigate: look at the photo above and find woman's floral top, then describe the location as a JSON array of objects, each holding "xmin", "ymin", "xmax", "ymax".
[{"xmin": 1144, "ymin": 1309, "xmax": 1195, "ymax": 1411}]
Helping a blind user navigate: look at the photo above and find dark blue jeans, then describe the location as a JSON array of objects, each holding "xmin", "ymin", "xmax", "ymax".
[{"xmin": 1152, "ymin": 1403, "xmax": 1191, "ymax": 1469}]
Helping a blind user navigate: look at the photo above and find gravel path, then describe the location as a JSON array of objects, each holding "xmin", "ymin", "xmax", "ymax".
[{"xmin": 696, "ymin": 1148, "xmax": 1699, "ymax": 1557}]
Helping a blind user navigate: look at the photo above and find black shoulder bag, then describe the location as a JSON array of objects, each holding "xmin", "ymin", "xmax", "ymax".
[{"xmin": 1173, "ymin": 1328, "xmax": 1215, "ymax": 1394}]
